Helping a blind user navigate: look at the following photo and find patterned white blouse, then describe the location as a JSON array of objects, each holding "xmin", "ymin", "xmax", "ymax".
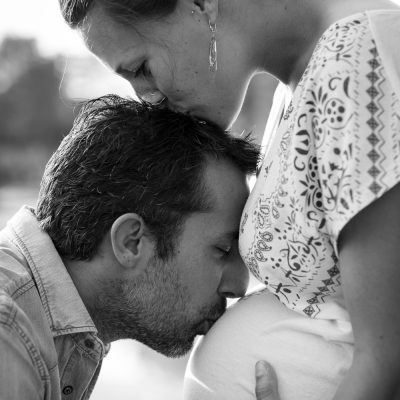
[{"xmin": 239, "ymin": 10, "xmax": 400, "ymax": 322}]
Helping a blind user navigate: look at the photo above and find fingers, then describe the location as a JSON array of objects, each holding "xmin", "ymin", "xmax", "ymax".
[{"xmin": 255, "ymin": 361, "xmax": 280, "ymax": 400}]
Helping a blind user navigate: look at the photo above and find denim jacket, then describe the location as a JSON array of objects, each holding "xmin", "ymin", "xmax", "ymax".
[{"xmin": 0, "ymin": 206, "xmax": 108, "ymax": 399}]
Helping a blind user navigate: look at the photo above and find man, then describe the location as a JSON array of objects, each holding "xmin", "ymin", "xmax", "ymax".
[{"xmin": 0, "ymin": 95, "xmax": 260, "ymax": 399}]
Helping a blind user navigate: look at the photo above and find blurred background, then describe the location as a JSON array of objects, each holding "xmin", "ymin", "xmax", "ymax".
[
  {"xmin": 5, "ymin": 0, "xmax": 389, "ymax": 398},
  {"xmin": 0, "ymin": 2, "xmax": 277, "ymax": 398}
]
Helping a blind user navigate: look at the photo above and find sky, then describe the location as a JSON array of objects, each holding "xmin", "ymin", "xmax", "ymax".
[{"xmin": 0, "ymin": 0, "xmax": 87, "ymax": 57}]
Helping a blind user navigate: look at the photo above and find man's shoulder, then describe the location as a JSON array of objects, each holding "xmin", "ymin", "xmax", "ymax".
[
  {"xmin": 0, "ymin": 288, "xmax": 41, "ymax": 358},
  {"xmin": 0, "ymin": 281, "xmax": 57, "ymax": 380},
  {"xmin": 0, "ymin": 278, "xmax": 44, "ymax": 346},
  {"xmin": 0, "ymin": 226, "xmax": 34, "ymax": 298},
  {"xmin": 0, "ymin": 289, "xmax": 52, "ymax": 399},
  {"xmin": 0, "ymin": 227, "xmax": 53, "ymax": 363}
]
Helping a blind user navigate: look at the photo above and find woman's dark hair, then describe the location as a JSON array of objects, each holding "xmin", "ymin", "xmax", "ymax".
[
  {"xmin": 59, "ymin": 0, "xmax": 178, "ymax": 28},
  {"xmin": 36, "ymin": 95, "xmax": 260, "ymax": 262}
]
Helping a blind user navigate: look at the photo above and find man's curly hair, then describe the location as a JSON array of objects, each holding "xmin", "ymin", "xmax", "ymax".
[{"xmin": 36, "ymin": 95, "xmax": 260, "ymax": 261}]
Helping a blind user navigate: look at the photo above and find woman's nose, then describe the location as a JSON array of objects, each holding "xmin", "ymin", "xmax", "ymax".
[
  {"xmin": 218, "ymin": 256, "xmax": 249, "ymax": 299},
  {"xmin": 132, "ymin": 81, "xmax": 166, "ymax": 105},
  {"xmin": 139, "ymin": 90, "xmax": 166, "ymax": 105}
]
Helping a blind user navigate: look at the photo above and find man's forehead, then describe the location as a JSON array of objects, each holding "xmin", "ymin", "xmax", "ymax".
[
  {"xmin": 196, "ymin": 157, "xmax": 249, "ymax": 228},
  {"xmin": 202, "ymin": 158, "xmax": 248, "ymax": 201},
  {"xmin": 214, "ymin": 230, "xmax": 240, "ymax": 242}
]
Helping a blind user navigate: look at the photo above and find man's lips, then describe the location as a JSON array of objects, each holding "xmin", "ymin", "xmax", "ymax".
[
  {"xmin": 194, "ymin": 299, "xmax": 227, "ymax": 335},
  {"xmin": 195, "ymin": 311, "xmax": 225, "ymax": 335},
  {"xmin": 195, "ymin": 318, "xmax": 219, "ymax": 335}
]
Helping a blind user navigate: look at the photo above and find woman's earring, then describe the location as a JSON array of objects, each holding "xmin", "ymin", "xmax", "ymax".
[{"xmin": 209, "ymin": 21, "xmax": 217, "ymax": 72}]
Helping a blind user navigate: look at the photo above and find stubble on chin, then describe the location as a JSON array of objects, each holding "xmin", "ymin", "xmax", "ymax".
[{"xmin": 87, "ymin": 273, "xmax": 227, "ymax": 358}]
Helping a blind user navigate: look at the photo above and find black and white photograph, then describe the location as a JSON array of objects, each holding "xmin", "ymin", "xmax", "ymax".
[{"xmin": 1, "ymin": 1, "xmax": 400, "ymax": 399}]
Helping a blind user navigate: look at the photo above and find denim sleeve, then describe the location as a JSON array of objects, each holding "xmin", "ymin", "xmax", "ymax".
[{"xmin": 0, "ymin": 297, "xmax": 45, "ymax": 399}]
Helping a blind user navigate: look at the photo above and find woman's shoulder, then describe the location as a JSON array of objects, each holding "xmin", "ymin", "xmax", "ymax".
[
  {"xmin": 367, "ymin": 10, "xmax": 400, "ymax": 103},
  {"xmin": 311, "ymin": 10, "xmax": 400, "ymax": 70},
  {"xmin": 317, "ymin": 9, "xmax": 400, "ymax": 50},
  {"xmin": 298, "ymin": 10, "xmax": 400, "ymax": 96},
  {"xmin": 310, "ymin": 12, "xmax": 371, "ymax": 73}
]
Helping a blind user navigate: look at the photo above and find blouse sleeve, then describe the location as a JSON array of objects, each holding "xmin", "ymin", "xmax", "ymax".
[{"xmin": 301, "ymin": 22, "xmax": 400, "ymax": 253}]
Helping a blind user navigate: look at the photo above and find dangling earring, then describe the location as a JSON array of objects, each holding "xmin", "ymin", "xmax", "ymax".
[{"xmin": 209, "ymin": 21, "xmax": 217, "ymax": 72}]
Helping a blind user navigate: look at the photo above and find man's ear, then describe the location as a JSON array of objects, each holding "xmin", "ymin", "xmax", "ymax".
[
  {"xmin": 191, "ymin": 0, "xmax": 219, "ymax": 25},
  {"xmin": 110, "ymin": 213, "xmax": 153, "ymax": 272}
]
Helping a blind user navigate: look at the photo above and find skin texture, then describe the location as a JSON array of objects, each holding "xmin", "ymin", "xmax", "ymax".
[
  {"xmin": 65, "ymin": 157, "xmax": 250, "ymax": 357},
  {"xmin": 74, "ymin": 0, "xmax": 400, "ymax": 398}
]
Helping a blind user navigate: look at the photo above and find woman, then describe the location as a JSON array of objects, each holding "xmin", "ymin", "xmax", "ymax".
[{"xmin": 59, "ymin": 0, "xmax": 400, "ymax": 399}]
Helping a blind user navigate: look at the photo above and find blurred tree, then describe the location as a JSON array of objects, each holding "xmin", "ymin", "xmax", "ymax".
[
  {"xmin": 0, "ymin": 37, "xmax": 75, "ymax": 185},
  {"xmin": 0, "ymin": 37, "xmax": 40, "ymax": 94},
  {"xmin": 0, "ymin": 38, "xmax": 74, "ymax": 147}
]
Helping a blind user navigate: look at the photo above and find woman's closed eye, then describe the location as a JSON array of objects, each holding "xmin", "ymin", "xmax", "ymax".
[
  {"xmin": 121, "ymin": 62, "xmax": 150, "ymax": 79},
  {"xmin": 131, "ymin": 62, "xmax": 150, "ymax": 78},
  {"xmin": 216, "ymin": 246, "xmax": 232, "ymax": 258}
]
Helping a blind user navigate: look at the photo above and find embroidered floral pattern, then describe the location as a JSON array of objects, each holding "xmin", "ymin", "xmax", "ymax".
[{"xmin": 240, "ymin": 13, "xmax": 400, "ymax": 319}]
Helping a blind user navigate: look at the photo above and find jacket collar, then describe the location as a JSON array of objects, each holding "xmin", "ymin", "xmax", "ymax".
[{"xmin": 7, "ymin": 206, "xmax": 97, "ymax": 337}]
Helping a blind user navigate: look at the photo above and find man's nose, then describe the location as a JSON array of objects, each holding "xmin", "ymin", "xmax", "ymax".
[{"xmin": 218, "ymin": 257, "xmax": 249, "ymax": 299}]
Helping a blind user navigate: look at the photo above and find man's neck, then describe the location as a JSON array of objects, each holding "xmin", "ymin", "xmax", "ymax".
[
  {"xmin": 62, "ymin": 254, "xmax": 124, "ymax": 344},
  {"xmin": 63, "ymin": 257, "xmax": 104, "ymax": 335}
]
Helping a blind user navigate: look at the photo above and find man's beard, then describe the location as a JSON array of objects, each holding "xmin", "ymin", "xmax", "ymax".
[{"xmin": 88, "ymin": 258, "xmax": 226, "ymax": 358}]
